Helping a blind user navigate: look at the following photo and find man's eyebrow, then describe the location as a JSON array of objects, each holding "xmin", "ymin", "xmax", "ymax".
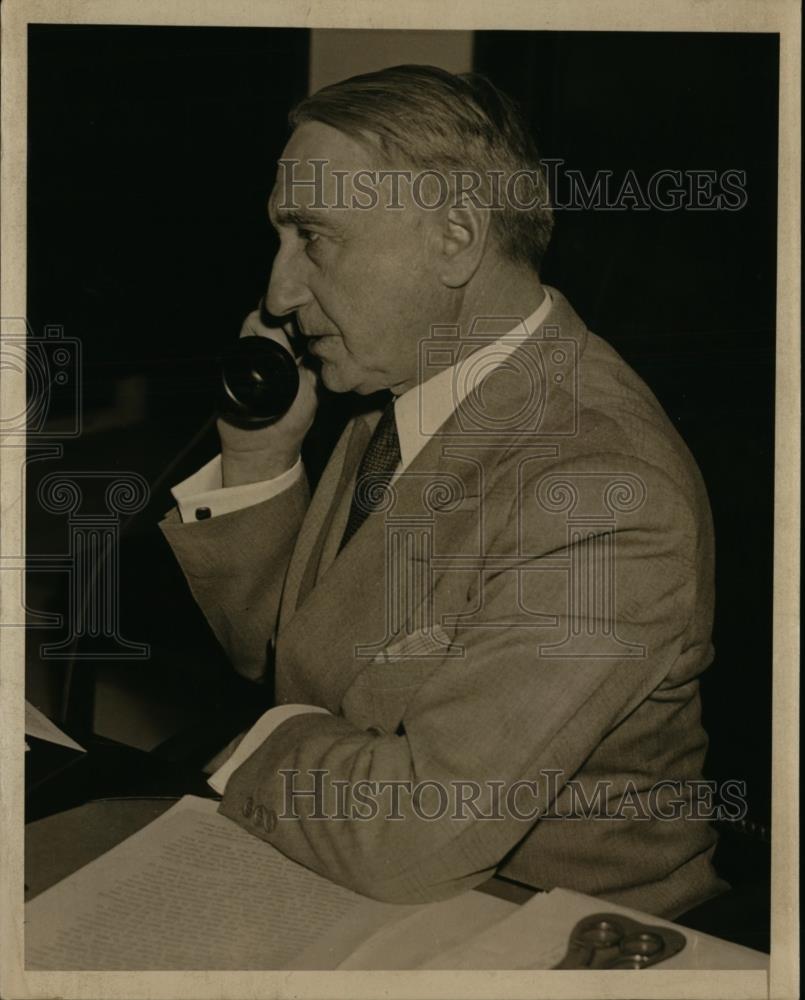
[{"xmin": 270, "ymin": 206, "xmax": 337, "ymax": 230}]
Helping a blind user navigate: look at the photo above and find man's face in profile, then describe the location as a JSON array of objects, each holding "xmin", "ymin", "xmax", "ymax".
[{"xmin": 266, "ymin": 121, "xmax": 453, "ymax": 395}]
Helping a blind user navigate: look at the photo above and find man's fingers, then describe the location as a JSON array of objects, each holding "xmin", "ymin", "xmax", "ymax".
[{"xmin": 238, "ymin": 309, "xmax": 294, "ymax": 354}]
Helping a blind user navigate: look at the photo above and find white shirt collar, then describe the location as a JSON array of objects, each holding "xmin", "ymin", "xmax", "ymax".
[{"xmin": 392, "ymin": 289, "xmax": 553, "ymax": 471}]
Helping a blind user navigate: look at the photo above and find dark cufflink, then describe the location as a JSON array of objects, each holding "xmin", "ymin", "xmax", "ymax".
[
  {"xmin": 253, "ymin": 804, "xmax": 267, "ymax": 828},
  {"xmin": 264, "ymin": 809, "xmax": 278, "ymax": 834},
  {"xmin": 195, "ymin": 506, "xmax": 212, "ymax": 520}
]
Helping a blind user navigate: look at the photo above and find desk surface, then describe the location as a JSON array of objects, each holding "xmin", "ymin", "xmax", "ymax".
[{"xmin": 26, "ymin": 798, "xmax": 176, "ymax": 900}]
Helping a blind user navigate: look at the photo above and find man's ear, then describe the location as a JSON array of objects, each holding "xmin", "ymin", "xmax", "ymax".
[{"xmin": 437, "ymin": 200, "xmax": 491, "ymax": 288}]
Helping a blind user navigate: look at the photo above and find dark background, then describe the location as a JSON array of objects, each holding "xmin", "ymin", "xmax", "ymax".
[{"xmin": 26, "ymin": 28, "xmax": 777, "ymax": 832}]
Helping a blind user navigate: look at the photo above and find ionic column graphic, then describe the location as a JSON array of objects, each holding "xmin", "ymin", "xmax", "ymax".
[
  {"xmin": 354, "ymin": 473, "xmax": 465, "ymax": 660},
  {"xmin": 36, "ymin": 472, "xmax": 150, "ymax": 659},
  {"xmin": 536, "ymin": 472, "xmax": 647, "ymax": 658},
  {"xmin": 435, "ymin": 446, "xmax": 559, "ymax": 632},
  {"xmin": 0, "ymin": 441, "xmax": 65, "ymax": 629}
]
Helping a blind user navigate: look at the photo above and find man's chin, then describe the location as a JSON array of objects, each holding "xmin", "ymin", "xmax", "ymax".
[
  {"xmin": 320, "ymin": 361, "xmax": 382, "ymax": 395},
  {"xmin": 318, "ymin": 362, "xmax": 351, "ymax": 394}
]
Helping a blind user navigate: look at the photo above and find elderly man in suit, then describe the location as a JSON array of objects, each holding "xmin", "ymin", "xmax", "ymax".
[{"xmin": 161, "ymin": 65, "xmax": 726, "ymax": 917}]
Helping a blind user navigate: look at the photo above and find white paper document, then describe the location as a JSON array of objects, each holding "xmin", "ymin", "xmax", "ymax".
[
  {"xmin": 418, "ymin": 888, "xmax": 770, "ymax": 971},
  {"xmin": 24, "ymin": 700, "xmax": 85, "ymax": 753},
  {"xmin": 24, "ymin": 795, "xmax": 512, "ymax": 970},
  {"xmin": 24, "ymin": 794, "xmax": 769, "ymax": 971}
]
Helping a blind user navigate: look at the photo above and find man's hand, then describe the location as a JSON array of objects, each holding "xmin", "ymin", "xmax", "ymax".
[{"xmin": 218, "ymin": 310, "xmax": 318, "ymax": 487}]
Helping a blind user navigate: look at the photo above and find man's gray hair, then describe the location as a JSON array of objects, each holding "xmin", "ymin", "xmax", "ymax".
[{"xmin": 289, "ymin": 64, "xmax": 554, "ymax": 272}]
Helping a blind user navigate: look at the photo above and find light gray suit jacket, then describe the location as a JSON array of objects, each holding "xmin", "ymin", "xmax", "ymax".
[{"xmin": 161, "ymin": 288, "xmax": 726, "ymax": 917}]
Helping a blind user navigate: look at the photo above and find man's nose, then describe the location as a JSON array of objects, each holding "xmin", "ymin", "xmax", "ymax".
[{"xmin": 266, "ymin": 246, "xmax": 312, "ymax": 317}]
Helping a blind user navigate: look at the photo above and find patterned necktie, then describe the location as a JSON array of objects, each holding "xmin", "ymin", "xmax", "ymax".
[{"xmin": 339, "ymin": 400, "xmax": 401, "ymax": 551}]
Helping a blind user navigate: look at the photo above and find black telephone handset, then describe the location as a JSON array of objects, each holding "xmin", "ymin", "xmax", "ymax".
[{"xmin": 218, "ymin": 302, "xmax": 300, "ymax": 428}]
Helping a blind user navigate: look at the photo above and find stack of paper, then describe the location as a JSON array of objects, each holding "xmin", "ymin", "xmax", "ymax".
[{"xmin": 24, "ymin": 795, "xmax": 769, "ymax": 971}]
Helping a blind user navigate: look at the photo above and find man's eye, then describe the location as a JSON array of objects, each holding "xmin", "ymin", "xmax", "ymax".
[{"xmin": 298, "ymin": 228, "xmax": 320, "ymax": 244}]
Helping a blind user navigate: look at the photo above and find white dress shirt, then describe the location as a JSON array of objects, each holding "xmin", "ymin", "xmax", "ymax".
[
  {"xmin": 171, "ymin": 454, "xmax": 304, "ymax": 523},
  {"xmin": 183, "ymin": 290, "xmax": 554, "ymax": 792}
]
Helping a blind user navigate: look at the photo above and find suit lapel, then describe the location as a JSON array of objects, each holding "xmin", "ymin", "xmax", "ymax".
[
  {"xmin": 278, "ymin": 415, "xmax": 373, "ymax": 630},
  {"xmin": 274, "ymin": 408, "xmax": 482, "ymax": 708},
  {"xmin": 275, "ymin": 287, "xmax": 589, "ymax": 708}
]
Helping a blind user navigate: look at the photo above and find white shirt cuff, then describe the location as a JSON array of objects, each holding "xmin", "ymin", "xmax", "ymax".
[
  {"xmin": 171, "ymin": 454, "xmax": 303, "ymax": 523},
  {"xmin": 207, "ymin": 704, "xmax": 331, "ymax": 795}
]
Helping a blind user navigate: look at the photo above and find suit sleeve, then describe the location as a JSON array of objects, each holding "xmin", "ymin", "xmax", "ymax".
[
  {"xmin": 218, "ymin": 453, "xmax": 712, "ymax": 900},
  {"xmin": 159, "ymin": 471, "xmax": 310, "ymax": 681}
]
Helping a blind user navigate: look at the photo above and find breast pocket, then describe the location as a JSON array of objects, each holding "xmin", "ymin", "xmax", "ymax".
[{"xmin": 341, "ymin": 626, "xmax": 457, "ymax": 734}]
